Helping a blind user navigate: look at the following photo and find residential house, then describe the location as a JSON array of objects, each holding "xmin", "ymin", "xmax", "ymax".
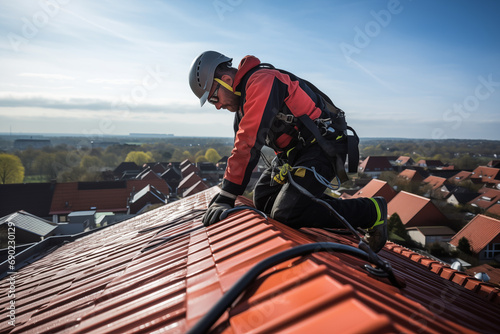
[
  {"xmin": 183, "ymin": 180, "xmax": 209, "ymax": 198},
  {"xmin": 422, "ymin": 175, "xmax": 449, "ymax": 198},
  {"xmin": 49, "ymin": 179, "xmax": 170, "ymax": 223},
  {"xmin": 0, "ymin": 210, "xmax": 57, "ymax": 245},
  {"xmin": 161, "ymin": 166, "xmax": 182, "ymax": 195},
  {"xmin": 181, "ymin": 162, "xmax": 200, "ymax": 178},
  {"xmin": 177, "ymin": 172, "xmax": 206, "ymax": 196},
  {"xmin": 445, "ymin": 185, "xmax": 479, "ymax": 207},
  {"xmin": 197, "ymin": 162, "xmax": 223, "ymax": 186},
  {"xmin": 342, "ymin": 179, "xmax": 396, "ymax": 202},
  {"xmin": 417, "ymin": 159, "xmax": 444, "ymax": 168},
  {"xmin": 448, "ymin": 171, "xmax": 473, "ymax": 185},
  {"xmin": 468, "ymin": 188, "xmax": 500, "ymax": 212},
  {"xmin": 388, "ymin": 191, "xmax": 449, "ymax": 227},
  {"xmin": 396, "ymin": 168, "xmax": 424, "ymax": 184},
  {"xmin": 358, "ymin": 156, "xmax": 394, "ymax": 177},
  {"xmin": 1, "ymin": 188, "xmax": 499, "ymax": 333},
  {"xmin": 129, "ymin": 184, "xmax": 167, "ymax": 214},
  {"xmin": 450, "ymin": 214, "xmax": 500, "ymax": 261},
  {"xmin": 395, "ymin": 155, "xmax": 414, "ymax": 166},
  {"xmin": 470, "ymin": 166, "xmax": 500, "ymax": 188},
  {"xmin": 487, "ymin": 160, "xmax": 500, "ymax": 168},
  {"xmin": 0, "ymin": 182, "xmax": 55, "ymax": 219},
  {"xmin": 407, "ymin": 226, "xmax": 456, "ymax": 248},
  {"xmin": 466, "ymin": 264, "xmax": 500, "ymax": 286},
  {"xmin": 113, "ymin": 162, "xmax": 141, "ymax": 179}
]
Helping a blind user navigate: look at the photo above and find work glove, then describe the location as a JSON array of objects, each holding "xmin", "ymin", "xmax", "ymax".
[{"xmin": 202, "ymin": 193, "xmax": 235, "ymax": 226}]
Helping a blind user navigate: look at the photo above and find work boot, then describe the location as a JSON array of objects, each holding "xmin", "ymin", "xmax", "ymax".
[{"xmin": 363, "ymin": 197, "xmax": 388, "ymax": 253}]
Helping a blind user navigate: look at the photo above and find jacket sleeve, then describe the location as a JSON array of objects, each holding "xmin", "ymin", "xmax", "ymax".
[{"xmin": 221, "ymin": 70, "xmax": 289, "ymax": 195}]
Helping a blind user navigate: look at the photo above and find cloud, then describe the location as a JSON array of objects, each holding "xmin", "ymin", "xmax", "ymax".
[{"xmin": 19, "ymin": 73, "xmax": 76, "ymax": 80}]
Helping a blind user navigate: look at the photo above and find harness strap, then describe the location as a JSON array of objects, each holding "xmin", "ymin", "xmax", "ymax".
[{"xmin": 297, "ymin": 114, "xmax": 349, "ymax": 183}]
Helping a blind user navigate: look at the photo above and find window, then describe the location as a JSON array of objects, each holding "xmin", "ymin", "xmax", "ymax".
[{"xmin": 484, "ymin": 243, "xmax": 500, "ymax": 259}]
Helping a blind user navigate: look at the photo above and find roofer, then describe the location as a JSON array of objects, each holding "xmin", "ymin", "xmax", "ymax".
[{"xmin": 188, "ymin": 51, "xmax": 388, "ymax": 252}]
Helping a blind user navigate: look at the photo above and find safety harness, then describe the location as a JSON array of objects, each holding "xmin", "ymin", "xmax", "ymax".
[{"xmin": 237, "ymin": 63, "xmax": 359, "ymax": 183}]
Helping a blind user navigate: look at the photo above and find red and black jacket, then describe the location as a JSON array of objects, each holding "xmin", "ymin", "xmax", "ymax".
[{"xmin": 221, "ymin": 55, "xmax": 334, "ymax": 196}]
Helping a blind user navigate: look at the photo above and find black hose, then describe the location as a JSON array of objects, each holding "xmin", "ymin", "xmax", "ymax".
[{"xmin": 186, "ymin": 242, "xmax": 374, "ymax": 334}]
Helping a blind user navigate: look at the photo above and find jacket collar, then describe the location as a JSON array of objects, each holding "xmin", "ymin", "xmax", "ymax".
[{"xmin": 233, "ymin": 55, "xmax": 261, "ymax": 91}]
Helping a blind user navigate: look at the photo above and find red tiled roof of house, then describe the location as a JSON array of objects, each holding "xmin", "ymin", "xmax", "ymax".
[
  {"xmin": 466, "ymin": 264, "xmax": 500, "ymax": 286},
  {"xmin": 450, "ymin": 214, "xmax": 500, "ymax": 254},
  {"xmin": 448, "ymin": 170, "xmax": 473, "ymax": 184},
  {"xmin": 49, "ymin": 179, "xmax": 169, "ymax": 214},
  {"xmin": 395, "ymin": 156, "xmax": 412, "ymax": 165},
  {"xmin": 468, "ymin": 188, "xmax": 500, "ymax": 210},
  {"xmin": 423, "ymin": 175, "xmax": 448, "ymax": 190},
  {"xmin": 387, "ymin": 191, "xmax": 448, "ymax": 227},
  {"xmin": 350, "ymin": 179, "xmax": 396, "ymax": 202},
  {"xmin": 397, "ymin": 169, "xmax": 423, "ymax": 182},
  {"xmin": 470, "ymin": 166, "xmax": 500, "ymax": 184},
  {"xmin": 486, "ymin": 203, "xmax": 500, "ymax": 216},
  {"xmin": 2, "ymin": 188, "xmax": 499, "ymax": 334}
]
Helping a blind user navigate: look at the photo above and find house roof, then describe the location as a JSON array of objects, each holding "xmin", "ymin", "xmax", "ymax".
[
  {"xmin": 350, "ymin": 179, "xmax": 396, "ymax": 202},
  {"xmin": 1, "ymin": 188, "xmax": 499, "ymax": 334},
  {"xmin": 49, "ymin": 179, "xmax": 170, "ymax": 215},
  {"xmin": 468, "ymin": 188, "xmax": 500, "ymax": 210},
  {"xmin": 450, "ymin": 214, "xmax": 500, "ymax": 254},
  {"xmin": 397, "ymin": 169, "xmax": 423, "ymax": 182},
  {"xmin": 183, "ymin": 180, "xmax": 208, "ymax": 197},
  {"xmin": 0, "ymin": 210, "xmax": 57, "ymax": 236},
  {"xmin": 0, "ymin": 182, "xmax": 55, "ymax": 218},
  {"xmin": 358, "ymin": 156, "xmax": 393, "ymax": 172},
  {"xmin": 466, "ymin": 264, "xmax": 500, "ymax": 286},
  {"xmin": 448, "ymin": 171, "xmax": 473, "ymax": 184},
  {"xmin": 423, "ymin": 175, "xmax": 448, "ymax": 190},
  {"xmin": 387, "ymin": 191, "xmax": 448, "ymax": 227},
  {"xmin": 417, "ymin": 159, "xmax": 444, "ymax": 168},
  {"xmin": 486, "ymin": 202, "xmax": 500, "ymax": 216},
  {"xmin": 178, "ymin": 171, "xmax": 203, "ymax": 191},
  {"xmin": 406, "ymin": 226, "xmax": 456, "ymax": 236},
  {"xmin": 395, "ymin": 156, "xmax": 413, "ymax": 165},
  {"xmin": 470, "ymin": 166, "xmax": 500, "ymax": 184},
  {"xmin": 181, "ymin": 163, "xmax": 200, "ymax": 178}
]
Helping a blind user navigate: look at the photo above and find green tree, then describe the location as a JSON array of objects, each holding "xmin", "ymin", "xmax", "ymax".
[
  {"xmin": 458, "ymin": 237, "xmax": 472, "ymax": 255},
  {"xmin": 205, "ymin": 148, "xmax": 222, "ymax": 164},
  {"xmin": 80, "ymin": 155, "xmax": 103, "ymax": 169},
  {"xmin": 388, "ymin": 212, "xmax": 409, "ymax": 240},
  {"xmin": 0, "ymin": 154, "xmax": 25, "ymax": 184},
  {"xmin": 125, "ymin": 151, "xmax": 154, "ymax": 166}
]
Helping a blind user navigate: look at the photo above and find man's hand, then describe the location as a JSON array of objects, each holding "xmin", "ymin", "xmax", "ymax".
[{"xmin": 202, "ymin": 193, "xmax": 235, "ymax": 226}]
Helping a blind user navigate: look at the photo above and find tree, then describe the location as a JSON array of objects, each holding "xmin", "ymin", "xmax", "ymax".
[
  {"xmin": 458, "ymin": 237, "xmax": 472, "ymax": 255},
  {"xmin": 0, "ymin": 154, "xmax": 25, "ymax": 184},
  {"xmin": 205, "ymin": 148, "xmax": 222, "ymax": 164},
  {"xmin": 125, "ymin": 151, "xmax": 154, "ymax": 166},
  {"xmin": 388, "ymin": 212, "xmax": 409, "ymax": 240}
]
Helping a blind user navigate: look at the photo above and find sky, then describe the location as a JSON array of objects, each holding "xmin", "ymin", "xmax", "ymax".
[{"xmin": 0, "ymin": 0, "xmax": 499, "ymax": 140}]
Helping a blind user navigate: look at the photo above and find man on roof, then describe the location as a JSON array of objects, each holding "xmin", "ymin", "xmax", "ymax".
[{"xmin": 188, "ymin": 51, "xmax": 388, "ymax": 252}]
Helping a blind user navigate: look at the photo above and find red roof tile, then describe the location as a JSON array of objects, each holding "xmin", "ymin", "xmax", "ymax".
[
  {"xmin": 423, "ymin": 175, "xmax": 447, "ymax": 190},
  {"xmin": 450, "ymin": 214, "xmax": 500, "ymax": 254},
  {"xmin": 469, "ymin": 188, "xmax": 500, "ymax": 210},
  {"xmin": 350, "ymin": 179, "xmax": 397, "ymax": 202},
  {"xmin": 397, "ymin": 169, "xmax": 423, "ymax": 182},
  {"xmin": 2, "ymin": 188, "xmax": 499, "ymax": 334},
  {"xmin": 387, "ymin": 191, "xmax": 448, "ymax": 227}
]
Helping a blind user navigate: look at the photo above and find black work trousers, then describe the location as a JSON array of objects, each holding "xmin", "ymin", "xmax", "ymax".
[{"xmin": 253, "ymin": 143, "xmax": 376, "ymax": 230}]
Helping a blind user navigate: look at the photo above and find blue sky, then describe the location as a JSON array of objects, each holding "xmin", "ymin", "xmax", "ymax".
[{"xmin": 1, "ymin": 0, "xmax": 499, "ymax": 140}]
